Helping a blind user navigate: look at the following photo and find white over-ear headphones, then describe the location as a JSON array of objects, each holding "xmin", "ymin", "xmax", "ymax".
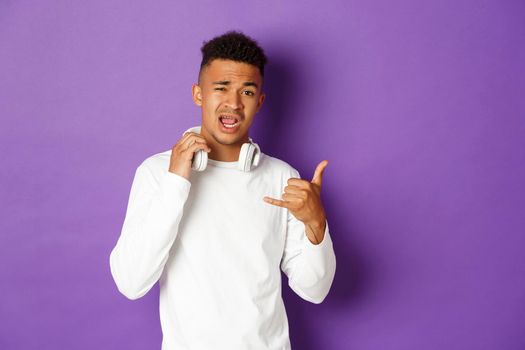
[{"xmin": 182, "ymin": 126, "xmax": 261, "ymax": 172}]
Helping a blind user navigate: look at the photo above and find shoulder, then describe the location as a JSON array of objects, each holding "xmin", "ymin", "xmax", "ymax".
[
  {"xmin": 259, "ymin": 153, "xmax": 301, "ymax": 179},
  {"xmin": 135, "ymin": 148, "xmax": 172, "ymax": 183}
]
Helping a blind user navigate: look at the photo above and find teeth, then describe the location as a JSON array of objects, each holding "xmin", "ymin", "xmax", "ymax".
[
  {"xmin": 223, "ymin": 122, "xmax": 238, "ymax": 128},
  {"xmin": 220, "ymin": 116, "xmax": 239, "ymax": 128}
]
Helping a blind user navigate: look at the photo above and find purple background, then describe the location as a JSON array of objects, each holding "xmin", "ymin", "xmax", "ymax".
[{"xmin": 1, "ymin": 1, "xmax": 524, "ymax": 349}]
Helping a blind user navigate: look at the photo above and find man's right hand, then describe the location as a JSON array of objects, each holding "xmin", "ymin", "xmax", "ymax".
[{"xmin": 168, "ymin": 132, "xmax": 211, "ymax": 180}]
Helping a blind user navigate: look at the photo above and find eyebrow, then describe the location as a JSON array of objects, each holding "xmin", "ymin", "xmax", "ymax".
[{"xmin": 212, "ymin": 80, "xmax": 259, "ymax": 89}]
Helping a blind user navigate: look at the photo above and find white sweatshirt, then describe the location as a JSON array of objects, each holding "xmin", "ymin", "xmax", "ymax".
[{"xmin": 109, "ymin": 149, "xmax": 336, "ymax": 350}]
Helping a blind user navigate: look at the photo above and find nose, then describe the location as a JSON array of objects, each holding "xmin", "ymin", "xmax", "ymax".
[{"xmin": 224, "ymin": 90, "xmax": 243, "ymax": 110}]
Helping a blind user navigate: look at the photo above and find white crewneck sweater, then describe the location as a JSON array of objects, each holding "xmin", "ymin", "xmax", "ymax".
[{"xmin": 109, "ymin": 149, "xmax": 336, "ymax": 350}]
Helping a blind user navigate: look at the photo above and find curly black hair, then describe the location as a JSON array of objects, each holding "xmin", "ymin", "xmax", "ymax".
[{"xmin": 199, "ymin": 30, "xmax": 267, "ymax": 80}]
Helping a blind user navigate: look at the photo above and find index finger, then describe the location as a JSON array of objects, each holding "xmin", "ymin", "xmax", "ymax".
[{"xmin": 178, "ymin": 132, "xmax": 206, "ymax": 146}]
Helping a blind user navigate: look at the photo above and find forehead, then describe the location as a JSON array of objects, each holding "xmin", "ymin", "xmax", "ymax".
[{"xmin": 201, "ymin": 59, "xmax": 262, "ymax": 84}]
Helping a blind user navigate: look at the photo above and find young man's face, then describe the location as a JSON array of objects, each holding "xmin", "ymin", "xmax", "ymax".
[{"xmin": 192, "ymin": 59, "xmax": 265, "ymax": 146}]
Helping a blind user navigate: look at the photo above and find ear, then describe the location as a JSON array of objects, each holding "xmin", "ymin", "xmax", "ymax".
[
  {"xmin": 192, "ymin": 84, "xmax": 202, "ymax": 106},
  {"xmin": 256, "ymin": 92, "xmax": 266, "ymax": 113}
]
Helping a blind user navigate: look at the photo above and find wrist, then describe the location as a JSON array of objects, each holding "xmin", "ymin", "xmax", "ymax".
[
  {"xmin": 304, "ymin": 220, "xmax": 326, "ymax": 245},
  {"xmin": 305, "ymin": 215, "xmax": 326, "ymax": 231}
]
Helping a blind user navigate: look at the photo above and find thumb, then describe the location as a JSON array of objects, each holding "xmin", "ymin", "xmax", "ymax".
[{"xmin": 311, "ymin": 160, "xmax": 328, "ymax": 187}]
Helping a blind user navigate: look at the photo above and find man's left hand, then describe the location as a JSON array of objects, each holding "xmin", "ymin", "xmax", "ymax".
[{"xmin": 263, "ymin": 160, "xmax": 328, "ymax": 244}]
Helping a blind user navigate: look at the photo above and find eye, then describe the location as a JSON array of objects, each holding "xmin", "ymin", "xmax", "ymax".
[
  {"xmin": 214, "ymin": 87, "xmax": 226, "ymax": 91},
  {"xmin": 243, "ymin": 90, "xmax": 255, "ymax": 96}
]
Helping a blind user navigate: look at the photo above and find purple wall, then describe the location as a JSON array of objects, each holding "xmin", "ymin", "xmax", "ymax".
[{"xmin": 1, "ymin": 1, "xmax": 524, "ymax": 349}]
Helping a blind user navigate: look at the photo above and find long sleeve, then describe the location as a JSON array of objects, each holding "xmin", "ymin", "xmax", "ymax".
[
  {"xmin": 280, "ymin": 169, "xmax": 336, "ymax": 304},
  {"xmin": 109, "ymin": 162, "xmax": 191, "ymax": 300}
]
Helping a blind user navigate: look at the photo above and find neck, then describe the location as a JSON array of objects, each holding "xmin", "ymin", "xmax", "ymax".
[{"xmin": 208, "ymin": 143, "xmax": 243, "ymax": 162}]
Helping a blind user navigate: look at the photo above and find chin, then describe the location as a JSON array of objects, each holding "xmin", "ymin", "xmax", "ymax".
[
  {"xmin": 215, "ymin": 134, "xmax": 244, "ymax": 145},
  {"xmin": 215, "ymin": 129, "xmax": 247, "ymax": 145}
]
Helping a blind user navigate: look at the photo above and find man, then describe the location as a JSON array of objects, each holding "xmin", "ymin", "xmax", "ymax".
[{"xmin": 109, "ymin": 31, "xmax": 336, "ymax": 350}]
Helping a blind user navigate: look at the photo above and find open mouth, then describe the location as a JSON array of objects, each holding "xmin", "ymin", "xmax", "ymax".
[{"xmin": 219, "ymin": 115, "xmax": 241, "ymax": 129}]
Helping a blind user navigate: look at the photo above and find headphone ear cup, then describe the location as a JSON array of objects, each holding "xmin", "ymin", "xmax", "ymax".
[
  {"xmin": 238, "ymin": 141, "xmax": 261, "ymax": 172},
  {"xmin": 238, "ymin": 143, "xmax": 252, "ymax": 172},
  {"xmin": 192, "ymin": 149, "xmax": 208, "ymax": 171},
  {"xmin": 182, "ymin": 126, "xmax": 207, "ymax": 171},
  {"xmin": 252, "ymin": 142, "xmax": 261, "ymax": 167}
]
